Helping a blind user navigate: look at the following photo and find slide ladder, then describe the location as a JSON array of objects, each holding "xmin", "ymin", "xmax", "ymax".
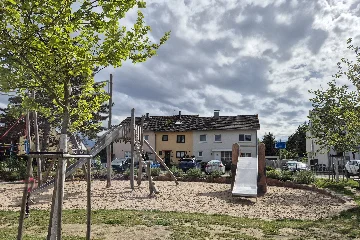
[
  {"xmin": 232, "ymin": 156, "xmax": 258, "ymax": 197},
  {"xmin": 30, "ymin": 124, "xmax": 128, "ymax": 196}
]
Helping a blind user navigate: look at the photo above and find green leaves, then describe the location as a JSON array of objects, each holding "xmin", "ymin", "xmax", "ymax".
[
  {"xmin": 308, "ymin": 39, "xmax": 360, "ymax": 153},
  {"xmin": 0, "ymin": 0, "xmax": 170, "ymax": 135}
]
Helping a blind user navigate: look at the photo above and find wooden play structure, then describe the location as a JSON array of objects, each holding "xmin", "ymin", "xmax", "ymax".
[
  {"xmin": 231, "ymin": 142, "xmax": 267, "ymax": 197},
  {"xmin": 16, "ymin": 108, "xmax": 178, "ymax": 240}
]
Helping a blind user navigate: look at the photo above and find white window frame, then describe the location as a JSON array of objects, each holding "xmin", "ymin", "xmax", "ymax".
[
  {"xmin": 198, "ymin": 151, "xmax": 203, "ymax": 157},
  {"xmin": 144, "ymin": 135, "xmax": 149, "ymax": 140},
  {"xmin": 245, "ymin": 153, "xmax": 252, "ymax": 157},
  {"xmin": 214, "ymin": 134, "xmax": 222, "ymax": 142},
  {"xmin": 199, "ymin": 134, "xmax": 207, "ymax": 142},
  {"xmin": 239, "ymin": 134, "xmax": 252, "ymax": 142}
]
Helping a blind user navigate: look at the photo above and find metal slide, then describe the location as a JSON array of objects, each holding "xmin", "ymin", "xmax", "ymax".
[
  {"xmin": 31, "ymin": 125, "xmax": 126, "ymax": 195},
  {"xmin": 231, "ymin": 156, "xmax": 258, "ymax": 197}
]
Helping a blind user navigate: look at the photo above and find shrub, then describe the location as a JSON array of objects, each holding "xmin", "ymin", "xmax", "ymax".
[
  {"xmin": 266, "ymin": 169, "xmax": 281, "ymax": 179},
  {"xmin": 168, "ymin": 166, "xmax": 184, "ymax": 177},
  {"xmin": 185, "ymin": 168, "xmax": 202, "ymax": 178},
  {"xmin": 151, "ymin": 167, "xmax": 161, "ymax": 176},
  {"xmin": 210, "ymin": 170, "xmax": 223, "ymax": 178},
  {"xmin": 266, "ymin": 166, "xmax": 275, "ymax": 171},
  {"xmin": 315, "ymin": 178, "xmax": 359, "ymax": 195},
  {"xmin": 293, "ymin": 170, "xmax": 315, "ymax": 184},
  {"xmin": 279, "ymin": 171, "xmax": 294, "ymax": 182},
  {"xmin": 123, "ymin": 168, "xmax": 137, "ymax": 177}
]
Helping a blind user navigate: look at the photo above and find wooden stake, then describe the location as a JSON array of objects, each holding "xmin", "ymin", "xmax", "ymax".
[
  {"xmin": 106, "ymin": 74, "xmax": 113, "ymax": 188},
  {"xmin": 56, "ymin": 158, "xmax": 65, "ymax": 239},
  {"xmin": 32, "ymin": 91, "xmax": 42, "ymax": 186},
  {"xmin": 17, "ymin": 156, "xmax": 32, "ymax": 240},
  {"xmin": 47, "ymin": 160, "xmax": 59, "ymax": 240},
  {"xmin": 130, "ymin": 108, "xmax": 135, "ymax": 189},
  {"xmin": 86, "ymin": 158, "xmax": 91, "ymax": 240},
  {"xmin": 137, "ymin": 116, "xmax": 145, "ymax": 186},
  {"xmin": 231, "ymin": 143, "xmax": 239, "ymax": 191}
]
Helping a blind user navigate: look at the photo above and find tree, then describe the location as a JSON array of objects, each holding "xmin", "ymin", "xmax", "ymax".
[
  {"xmin": 261, "ymin": 132, "xmax": 278, "ymax": 156},
  {"xmin": 286, "ymin": 122, "xmax": 307, "ymax": 157},
  {"xmin": 0, "ymin": 0, "xmax": 170, "ymax": 148}
]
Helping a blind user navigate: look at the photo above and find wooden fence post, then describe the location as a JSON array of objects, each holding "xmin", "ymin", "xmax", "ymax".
[
  {"xmin": 257, "ymin": 143, "xmax": 267, "ymax": 196},
  {"xmin": 231, "ymin": 143, "xmax": 239, "ymax": 191}
]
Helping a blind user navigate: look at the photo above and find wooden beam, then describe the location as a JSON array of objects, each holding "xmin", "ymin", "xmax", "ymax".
[
  {"xmin": 130, "ymin": 109, "xmax": 135, "ymax": 189},
  {"xmin": 16, "ymin": 156, "xmax": 32, "ymax": 240},
  {"xmin": 231, "ymin": 143, "xmax": 239, "ymax": 191},
  {"xmin": 86, "ymin": 158, "xmax": 91, "ymax": 240},
  {"xmin": 144, "ymin": 140, "xmax": 178, "ymax": 185}
]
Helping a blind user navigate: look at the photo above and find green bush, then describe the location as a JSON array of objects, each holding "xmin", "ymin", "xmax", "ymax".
[
  {"xmin": 151, "ymin": 167, "xmax": 161, "ymax": 176},
  {"xmin": 123, "ymin": 168, "xmax": 137, "ymax": 177},
  {"xmin": 210, "ymin": 170, "xmax": 223, "ymax": 178},
  {"xmin": 279, "ymin": 170, "xmax": 294, "ymax": 182},
  {"xmin": 185, "ymin": 168, "xmax": 202, "ymax": 178},
  {"xmin": 315, "ymin": 179, "xmax": 359, "ymax": 195},
  {"xmin": 168, "ymin": 166, "xmax": 184, "ymax": 177},
  {"xmin": 266, "ymin": 169, "xmax": 281, "ymax": 179},
  {"xmin": 266, "ymin": 166, "xmax": 275, "ymax": 171},
  {"xmin": 293, "ymin": 171, "xmax": 315, "ymax": 184}
]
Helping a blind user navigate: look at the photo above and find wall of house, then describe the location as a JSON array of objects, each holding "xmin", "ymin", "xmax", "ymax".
[
  {"xmin": 112, "ymin": 130, "xmax": 156, "ymax": 161},
  {"xmin": 192, "ymin": 129, "xmax": 258, "ymax": 162},
  {"xmin": 306, "ymin": 130, "xmax": 360, "ymax": 167},
  {"xmin": 155, "ymin": 131, "xmax": 193, "ymax": 164}
]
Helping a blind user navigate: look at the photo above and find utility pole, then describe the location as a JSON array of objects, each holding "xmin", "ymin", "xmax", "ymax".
[
  {"xmin": 32, "ymin": 91, "xmax": 42, "ymax": 185},
  {"xmin": 106, "ymin": 74, "xmax": 113, "ymax": 188}
]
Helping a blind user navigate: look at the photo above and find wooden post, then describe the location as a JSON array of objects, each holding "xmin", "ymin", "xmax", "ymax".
[
  {"xmin": 17, "ymin": 156, "xmax": 32, "ymax": 240},
  {"xmin": 106, "ymin": 74, "xmax": 113, "ymax": 188},
  {"xmin": 147, "ymin": 161, "xmax": 159, "ymax": 195},
  {"xmin": 47, "ymin": 160, "xmax": 59, "ymax": 240},
  {"xmin": 31, "ymin": 91, "xmax": 42, "ymax": 186},
  {"xmin": 130, "ymin": 108, "xmax": 135, "ymax": 189},
  {"xmin": 137, "ymin": 116, "xmax": 145, "ymax": 186},
  {"xmin": 257, "ymin": 143, "xmax": 267, "ymax": 196},
  {"xmin": 144, "ymin": 140, "xmax": 179, "ymax": 185},
  {"xmin": 86, "ymin": 158, "xmax": 91, "ymax": 240},
  {"xmin": 56, "ymin": 158, "xmax": 65, "ymax": 239},
  {"xmin": 25, "ymin": 109, "xmax": 33, "ymax": 177},
  {"xmin": 231, "ymin": 143, "xmax": 239, "ymax": 191}
]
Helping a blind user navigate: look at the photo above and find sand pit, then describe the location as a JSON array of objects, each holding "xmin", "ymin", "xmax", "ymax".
[{"xmin": 0, "ymin": 180, "xmax": 356, "ymax": 220}]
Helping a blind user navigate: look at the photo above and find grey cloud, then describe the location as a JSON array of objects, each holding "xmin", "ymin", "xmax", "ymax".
[{"xmin": 308, "ymin": 29, "xmax": 329, "ymax": 54}]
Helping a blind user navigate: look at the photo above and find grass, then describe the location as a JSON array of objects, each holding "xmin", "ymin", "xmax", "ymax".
[{"xmin": 1, "ymin": 207, "xmax": 360, "ymax": 239}]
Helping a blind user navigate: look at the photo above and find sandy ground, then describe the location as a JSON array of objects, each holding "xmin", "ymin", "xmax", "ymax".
[{"xmin": 0, "ymin": 180, "xmax": 356, "ymax": 220}]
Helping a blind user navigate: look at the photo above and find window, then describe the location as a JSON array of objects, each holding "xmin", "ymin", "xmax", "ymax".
[
  {"xmin": 240, "ymin": 153, "xmax": 252, "ymax": 157},
  {"xmin": 144, "ymin": 135, "xmax": 149, "ymax": 140},
  {"xmin": 162, "ymin": 135, "xmax": 168, "ymax": 141},
  {"xmin": 198, "ymin": 151, "xmax": 203, "ymax": 157},
  {"xmin": 221, "ymin": 151, "xmax": 232, "ymax": 163},
  {"xmin": 200, "ymin": 134, "xmax": 207, "ymax": 142},
  {"xmin": 214, "ymin": 134, "xmax": 221, "ymax": 142},
  {"xmin": 239, "ymin": 134, "xmax": 252, "ymax": 141},
  {"xmin": 177, "ymin": 135, "xmax": 185, "ymax": 143},
  {"xmin": 176, "ymin": 151, "xmax": 186, "ymax": 158},
  {"xmin": 159, "ymin": 151, "xmax": 162, "ymax": 155}
]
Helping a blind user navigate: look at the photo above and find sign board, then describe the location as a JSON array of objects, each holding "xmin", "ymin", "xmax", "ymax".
[{"xmin": 275, "ymin": 142, "xmax": 286, "ymax": 149}]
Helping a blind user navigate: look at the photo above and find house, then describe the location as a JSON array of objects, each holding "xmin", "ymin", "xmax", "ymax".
[
  {"xmin": 306, "ymin": 110, "xmax": 359, "ymax": 167},
  {"xmin": 192, "ymin": 111, "xmax": 260, "ymax": 166},
  {"xmin": 113, "ymin": 110, "xmax": 260, "ymax": 166}
]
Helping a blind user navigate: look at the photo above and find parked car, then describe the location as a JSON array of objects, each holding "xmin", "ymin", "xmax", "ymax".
[
  {"xmin": 111, "ymin": 158, "xmax": 129, "ymax": 172},
  {"xmin": 205, "ymin": 160, "xmax": 226, "ymax": 175},
  {"xmin": 345, "ymin": 160, "xmax": 360, "ymax": 177},
  {"xmin": 178, "ymin": 158, "xmax": 199, "ymax": 172},
  {"xmin": 285, "ymin": 161, "xmax": 308, "ymax": 172},
  {"xmin": 196, "ymin": 159, "xmax": 209, "ymax": 171}
]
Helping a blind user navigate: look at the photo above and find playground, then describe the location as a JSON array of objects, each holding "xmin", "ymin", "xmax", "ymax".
[{"xmin": 0, "ymin": 180, "xmax": 355, "ymax": 221}]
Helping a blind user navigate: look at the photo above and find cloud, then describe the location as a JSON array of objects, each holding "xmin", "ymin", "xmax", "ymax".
[{"xmin": 3, "ymin": 0, "xmax": 360, "ymax": 143}]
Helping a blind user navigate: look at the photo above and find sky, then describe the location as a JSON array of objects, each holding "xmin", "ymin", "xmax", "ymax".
[{"xmin": 2, "ymin": 0, "xmax": 360, "ymax": 142}]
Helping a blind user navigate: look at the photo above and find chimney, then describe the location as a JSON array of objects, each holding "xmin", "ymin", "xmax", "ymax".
[
  {"xmin": 214, "ymin": 110, "xmax": 220, "ymax": 118},
  {"xmin": 179, "ymin": 111, "xmax": 181, "ymax": 118},
  {"xmin": 146, "ymin": 113, "xmax": 149, "ymax": 119}
]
